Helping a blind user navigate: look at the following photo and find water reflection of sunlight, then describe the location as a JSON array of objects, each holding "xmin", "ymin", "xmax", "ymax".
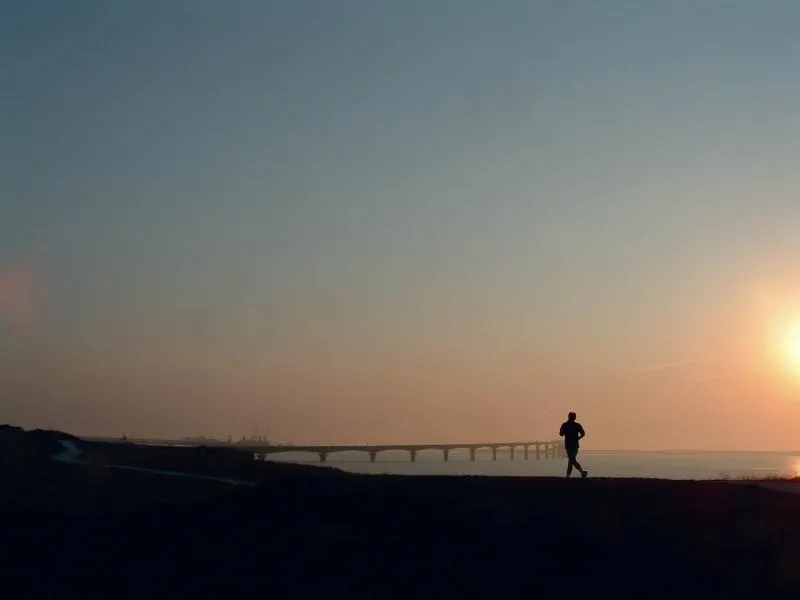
[{"xmin": 786, "ymin": 456, "xmax": 800, "ymax": 479}]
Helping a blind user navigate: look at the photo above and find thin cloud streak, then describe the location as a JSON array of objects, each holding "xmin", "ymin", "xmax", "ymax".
[
  {"xmin": 632, "ymin": 358, "xmax": 700, "ymax": 374},
  {"xmin": 0, "ymin": 264, "xmax": 41, "ymax": 332}
]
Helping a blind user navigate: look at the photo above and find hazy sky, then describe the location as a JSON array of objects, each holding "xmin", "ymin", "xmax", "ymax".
[{"xmin": 4, "ymin": 1, "xmax": 800, "ymax": 449}]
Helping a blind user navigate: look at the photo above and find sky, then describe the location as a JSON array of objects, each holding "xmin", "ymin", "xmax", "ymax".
[{"xmin": 3, "ymin": 1, "xmax": 800, "ymax": 450}]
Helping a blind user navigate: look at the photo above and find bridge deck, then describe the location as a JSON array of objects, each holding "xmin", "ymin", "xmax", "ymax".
[{"xmin": 84, "ymin": 438, "xmax": 566, "ymax": 462}]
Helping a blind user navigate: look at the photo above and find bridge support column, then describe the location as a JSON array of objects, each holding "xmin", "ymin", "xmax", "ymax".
[
  {"xmin": 319, "ymin": 453, "xmax": 328, "ymax": 463},
  {"xmin": 510, "ymin": 446, "xmax": 515, "ymax": 460},
  {"xmin": 491, "ymin": 447, "xmax": 497, "ymax": 461},
  {"xmin": 443, "ymin": 449, "xmax": 449, "ymax": 462},
  {"xmin": 536, "ymin": 444, "xmax": 541, "ymax": 460},
  {"xmin": 369, "ymin": 451, "xmax": 377, "ymax": 463},
  {"xmin": 470, "ymin": 448, "xmax": 476, "ymax": 462},
  {"xmin": 524, "ymin": 446, "xmax": 529, "ymax": 460},
  {"xmin": 410, "ymin": 450, "xmax": 417, "ymax": 463}
]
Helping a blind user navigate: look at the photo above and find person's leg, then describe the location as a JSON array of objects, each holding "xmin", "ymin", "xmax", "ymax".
[
  {"xmin": 566, "ymin": 448, "xmax": 577, "ymax": 477},
  {"xmin": 572, "ymin": 449, "xmax": 587, "ymax": 477}
]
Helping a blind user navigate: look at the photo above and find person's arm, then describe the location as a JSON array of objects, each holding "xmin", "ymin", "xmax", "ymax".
[
  {"xmin": 578, "ymin": 424, "xmax": 586, "ymax": 440},
  {"xmin": 559, "ymin": 423, "xmax": 565, "ymax": 437}
]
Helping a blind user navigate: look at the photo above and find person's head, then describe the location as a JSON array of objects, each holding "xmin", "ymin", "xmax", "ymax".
[{"xmin": 568, "ymin": 412, "xmax": 577, "ymax": 422}]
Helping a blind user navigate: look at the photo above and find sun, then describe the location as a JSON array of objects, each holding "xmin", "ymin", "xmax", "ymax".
[{"xmin": 781, "ymin": 320, "xmax": 800, "ymax": 374}]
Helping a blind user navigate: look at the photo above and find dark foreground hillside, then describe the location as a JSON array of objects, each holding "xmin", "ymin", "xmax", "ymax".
[{"xmin": 2, "ymin": 428, "xmax": 800, "ymax": 599}]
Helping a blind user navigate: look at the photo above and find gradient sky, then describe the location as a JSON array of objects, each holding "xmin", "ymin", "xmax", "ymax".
[{"xmin": 4, "ymin": 1, "xmax": 800, "ymax": 449}]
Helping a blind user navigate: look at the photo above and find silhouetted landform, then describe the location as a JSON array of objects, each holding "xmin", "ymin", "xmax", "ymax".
[
  {"xmin": 79, "ymin": 438, "xmax": 345, "ymax": 481},
  {"xmin": 0, "ymin": 424, "xmax": 83, "ymax": 468},
  {"xmin": 83, "ymin": 440, "xmax": 252, "ymax": 472},
  {"xmin": 2, "ymin": 425, "xmax": 800, "ymax": 598}
]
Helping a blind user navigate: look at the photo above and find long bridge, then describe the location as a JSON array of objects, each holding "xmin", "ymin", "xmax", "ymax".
[{"xmin": 84, "ymin": 437, "xmax": 566, "ymax": 463}]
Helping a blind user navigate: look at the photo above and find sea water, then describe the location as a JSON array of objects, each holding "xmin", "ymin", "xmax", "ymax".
[{"xmin": 266, "ymin": 448, "xmax": 800, "ymax": 480}]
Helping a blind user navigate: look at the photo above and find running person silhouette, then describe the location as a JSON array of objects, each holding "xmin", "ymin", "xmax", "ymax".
[{"xmin": 559, "ymin": 412, "xmax": 588, "ymax": 478}]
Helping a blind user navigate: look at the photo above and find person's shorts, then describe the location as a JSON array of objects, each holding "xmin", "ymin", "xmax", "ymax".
[{"xmin": 566, "ymin": 446, "xmax": 579, "ymax": 460}]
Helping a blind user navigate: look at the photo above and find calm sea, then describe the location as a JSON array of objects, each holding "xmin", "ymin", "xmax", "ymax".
[{"xmin": 267, "ymin": 448, "xmax": 800, "ymax": 480}]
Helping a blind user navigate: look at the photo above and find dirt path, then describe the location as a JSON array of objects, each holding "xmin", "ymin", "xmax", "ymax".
[{"xmin": 747, "ymin": 480, "xmax": 800, "ymax": 495}]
